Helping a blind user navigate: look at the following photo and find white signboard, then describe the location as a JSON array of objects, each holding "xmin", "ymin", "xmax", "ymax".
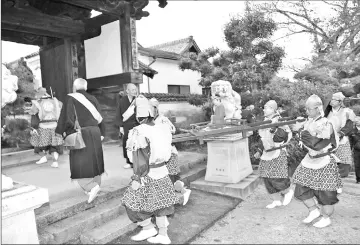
[{"xmin": 84, "ymin": 21, "xmax": 123, "ymax": 79}]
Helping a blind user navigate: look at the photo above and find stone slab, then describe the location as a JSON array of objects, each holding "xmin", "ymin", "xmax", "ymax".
[
  {"xmin": 190, "ymin": 173, "xmax": 261, "ymax": 200},
  {"xmin": 112, "ymin": 189, "xmax": 241, "ymax": 244},
  {"xmin": 2, "ymin": 183, "xmax": 49, "ymax": 218},
  {"xmin": 2, "ymin": 183, "xmax": 49, "ymax": 244}
]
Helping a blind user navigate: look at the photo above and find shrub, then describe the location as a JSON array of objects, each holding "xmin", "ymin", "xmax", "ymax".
[{"xmin": 2, "ymin": 119, "xmax": 31, "ymax": 148}]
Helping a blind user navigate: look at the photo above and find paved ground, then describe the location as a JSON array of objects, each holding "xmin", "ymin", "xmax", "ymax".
[
  {"xmin": 192, "ymin": 174, "xmax": 360, "ymax": 244},
  {"xmin": 2, "ymin": 144, "xmax": 205, "ymax": 204}
]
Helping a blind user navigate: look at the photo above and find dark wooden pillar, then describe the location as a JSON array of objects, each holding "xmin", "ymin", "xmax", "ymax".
[
  {"xmin": 119, "ymin": 3, "xmax": 132, "ymax": 74},
  {"xmin": 119, "ymin": 3, "xmax": 142, "ymax": 91},
  {"xmin": 39, "ymin": 39, "xmax": 73, "ymax": 102}
]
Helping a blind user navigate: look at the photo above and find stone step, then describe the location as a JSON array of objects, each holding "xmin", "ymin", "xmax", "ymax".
[
  {"xmin": 39, "ymin": 196, "xmax": 125, "ymax": 244},
  {"xmin": 190, "ymin": 172, "xmax": 261, "ymax": 200},
  {"xmin": 79, "ymin": 211, "xmax": 136, "ymax": 244},
  {"xmin": 78, "ymin": 163, "xmax": 207, "ymax": 244},
  {"xmin": 35, "ymin": 155, "xmax": 206, "ymax": 229},
  {"xmin": 35, "ymin": 185, "xmax": 126, "ymax": 229}
]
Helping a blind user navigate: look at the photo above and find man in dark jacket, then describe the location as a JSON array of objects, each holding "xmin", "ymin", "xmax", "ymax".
[
  {"xmin": 55, "ymin": 78, "xmax": 105, "ymax": 203},
  {"xmin": 115, "ymin": 83, "xmax": 139, "ymax": 169},
  {"xmin": 349, "ymin": 116, "xmax": 360, "ymax": 183}
]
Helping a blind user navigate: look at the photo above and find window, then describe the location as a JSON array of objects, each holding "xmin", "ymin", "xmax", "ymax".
[{"xmin": 168, "ymin": 85, "xmax": 190, "ymax": 94}]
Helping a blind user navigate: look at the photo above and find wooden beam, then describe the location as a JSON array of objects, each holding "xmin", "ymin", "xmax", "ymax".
[
  {"xmin": 59, "ymin": 0, "xmax": 127, "ymax": 16},
  {"xmin": 58, "ymin": 0, "xmax": 152, "ymax": 20},
  {"xmin": 87, "ymin": 72, "xmax": 142, "ymax": 89},
  {"xmin": 1, "ymin": 29, "xmax": 59, "ymax": 46},
  {"xmin": 1, "ymin": 7, "xmax": 85, "ymax": 38}
]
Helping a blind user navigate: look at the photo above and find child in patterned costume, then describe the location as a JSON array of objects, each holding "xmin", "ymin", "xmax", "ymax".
[
  {"xmin": 122, "ymin": 96, "xmax": 178, "ymax": 244},
  {"xmin": 27, "ymin": 88, "xmax": 63, "ymax": 168},
  {"xmin": 324, "ymin": 92, "xmax": 356, "ymax": 178},
  {"xmin": 254, "ymin": 100, "xmax": 294, "ymax": 209},
  {"xmin": 149, "ymin": 98, "xmax": 192, "ymax": 206},
  {"xmin": 292, "ymin": 94, "xmax": 342, "ymax": 228}
]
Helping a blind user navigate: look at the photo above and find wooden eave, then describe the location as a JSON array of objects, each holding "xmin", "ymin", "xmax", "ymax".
[{"xmin": 1, "ymin": 0, "xmax": 168, "ymax": 46}]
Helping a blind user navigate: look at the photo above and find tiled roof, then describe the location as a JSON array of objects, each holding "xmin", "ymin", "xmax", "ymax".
[
  {"xmin": 138, "ymin": 46, "xmax": 180, "ymax": 60},
  {"xmin": 139, "ymin": 60, "xmax": 158, "ymax": 79},
  {"xmin": 147, "ymin": 36, "xmax": 201, "ymax": 55}
]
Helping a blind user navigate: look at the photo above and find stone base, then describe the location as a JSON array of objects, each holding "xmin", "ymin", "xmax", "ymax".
[
  {"xmin": 205, "ymin": 136, "xmax": 253, "ymax": 184},
  {"xmin": 190, "ymin": 173, "xmax": 261, "ymax": 200},
  {"xmin": 2, "ymin": 182, "xmax": 49, "ymax": 244}
]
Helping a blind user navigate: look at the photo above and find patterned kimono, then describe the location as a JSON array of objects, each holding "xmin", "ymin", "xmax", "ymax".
[
  {"xmin": 293, "ymin": 116, "xmax": 343, "ymax": 204},
  {"xmin": 29, "ymin": 97, "xmax": 64, "ymax": 154},
  {"xmin": 154, "ymin": 115, "xmax": 180, "ymax": 179},
  {"xmin": 121, "ymin": 123, "xmax": 178, "ymax": 222},
  {"xmin": 258, "ymin": 115, "xmax": 292, "ymax": 194}
]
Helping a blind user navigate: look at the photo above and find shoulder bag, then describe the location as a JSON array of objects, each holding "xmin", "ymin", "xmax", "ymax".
[{"xmin": 64, "ymin": 105, "xmax": 86, "ymax": 150}]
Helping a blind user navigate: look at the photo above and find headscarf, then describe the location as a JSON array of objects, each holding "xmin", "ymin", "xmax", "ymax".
[
  {"xmin": 332, "ymin": 92, "xmax": 345, "ymax": 101},
  {"xmin": 149, "ymin": 98, "xmax": 160, "ymax": 108},
  {"xmin": 135, "ymin": 95, "xmax": 154, "ymax": 118},
  {"xmin": 306, "ymin": 94, "xmax": 324, "ymax": 117},
  {"xmin": 264, "ymin": 100, "xmax": 278, "ymax": 111}
]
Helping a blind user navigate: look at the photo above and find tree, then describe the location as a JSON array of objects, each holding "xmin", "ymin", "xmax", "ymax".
[
  {"xmin": 179, "ymin": 3, "xmax": 285, "ymax": 92},
  {"xmin": 259, "ymin": 0, "xmax": 360, "ymax": 57}
]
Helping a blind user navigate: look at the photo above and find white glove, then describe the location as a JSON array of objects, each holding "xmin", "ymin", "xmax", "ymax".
[
  {"xmin": 120, "ymin": 127, "xmax": 124, "ymax": 135},
  {"xmin": 131, "ymin": 180, "xmax": 141, "ymax": 190},
  {"xmin": 254, "ymin": 152, "xmax": 261, "ymax": 159},
  {"xmin": 101, "ymin": 136, "xmax": 104, "ymax": 141}
]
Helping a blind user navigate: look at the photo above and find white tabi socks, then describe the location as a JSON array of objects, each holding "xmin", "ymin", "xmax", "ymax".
[
  {"xmin": 303, "ymin": 208, "xmax": 321, "ymax": 224},
  {"xmin": 266, "ymin": 200, "xmax": 282, "ymax": 209},
  {"xmin": 51, "ymin": 152, "xmax": 59, "ymax": 168},
  {"xmin": 36, "ymin": 156, "xmax": 47, "ymax": 164},
  {"xmin": 313, "ymin": 217, "xmax": 331, "ymax": 228},
  {"xmin": 282, "ymin": 189, "xmax": 294, "ymax": 206}
]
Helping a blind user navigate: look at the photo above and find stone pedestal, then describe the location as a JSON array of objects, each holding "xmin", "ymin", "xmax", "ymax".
[
  {"xmin": 204, "ymin": 134, "xmax": 253, "ymax": 184},
  {"xmin": 2, "ymin": 182, "xmax": 49, "ymax": 244}
]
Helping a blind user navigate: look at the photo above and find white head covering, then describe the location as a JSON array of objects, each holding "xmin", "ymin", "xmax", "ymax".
[
  {"xmin": 149, "ymin": 98, "xmax": 160, "ymax": 108},
  {"xmin": 264, "ymin": 100, "xmax": 278, "ymax": 111},
  {"xmin": 135, "ymin": 95, "xmax": 154, "ymax": 118},
  {"xmin": 332, "ymin": 92, "xmax": 345, "ymax": 101},
  {"xmin": 306, "ymin": 94, "xmax": 324, "ymax": 117}
]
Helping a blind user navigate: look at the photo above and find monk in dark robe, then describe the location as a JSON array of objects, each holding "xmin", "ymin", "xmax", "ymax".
[
  {"xmin": 115, "ymin": 83, "xmax": 139, "ymax": 169},
  {"xmin": 55, "ymin": 78, "xmax": 105, "ymax": 204}
]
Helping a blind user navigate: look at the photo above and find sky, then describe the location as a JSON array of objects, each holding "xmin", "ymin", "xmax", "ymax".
[{"xmin": 1, "ymin": 1, "xmax": 326, "ymax": 80}]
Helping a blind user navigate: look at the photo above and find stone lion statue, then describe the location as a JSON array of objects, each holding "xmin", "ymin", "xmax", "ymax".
[
  {"xmin": 211, "ymin": 80, "xmax": 242, "ymax": 119},
  {"xmin": 2, "ymin": 64, "xmax": 19, "ymax": 108}
]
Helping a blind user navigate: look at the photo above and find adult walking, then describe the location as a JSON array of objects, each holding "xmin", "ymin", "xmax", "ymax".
[
  {"xmin": 116, "ymin": 83, "xmax": 139, "ymax": 169},
  {"xmin": 349, "ymin": 116, "xmax": 360, "ymax": 183},
  {"xmin": 27, "ymin": 87, "xmax": 63, "ymax": 168},
  {"xmin": 324, "ymin": 92, "xmax": 356, "ymax": 178},
  {"xmin": 55, "ymin": 78, "xmax": 105, "ymax": 203},
  {"xmin": 292, "ymin": 94, "xmax": 342, "ymax": 228}
]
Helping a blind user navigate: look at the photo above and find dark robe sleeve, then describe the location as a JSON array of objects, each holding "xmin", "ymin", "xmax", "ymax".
[
  {"xmin": 300, "ymin": 130, "xmax": 336, "ymax": 151},
  {"xmin": 55, "ymin": 96, "xmax": 76, "ymax": 138},
  {"xmin": 339, "ymin": 119, "xmax": 354, "ymax": 138},
  {"xmin": 115, "ymin": 97, "xmax": 125, "ymax": 128},
  {"xmin": 273, "ymin": 128, "xmax": 289, "ymax": 143}
]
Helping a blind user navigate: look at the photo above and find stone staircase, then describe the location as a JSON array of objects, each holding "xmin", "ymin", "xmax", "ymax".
[{"xmin": 35, "ymin": 157, "xmax": 207, "ymax": 244}]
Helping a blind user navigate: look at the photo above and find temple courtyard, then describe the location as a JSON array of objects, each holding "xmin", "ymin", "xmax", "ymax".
[{"xmin": 2, "ymin": 143, "xmax": 360, "ymax": 244}]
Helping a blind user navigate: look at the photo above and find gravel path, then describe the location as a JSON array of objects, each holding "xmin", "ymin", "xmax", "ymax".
[{"xmin": 192, "ymin": 177, "xmax": 360, "ymax": 244}]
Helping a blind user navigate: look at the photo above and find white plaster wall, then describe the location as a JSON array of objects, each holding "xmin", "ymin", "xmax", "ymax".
[
  {"xmin": 84, "ymin": 21, "xmax": 123, "ymax": 79},
  {"xmin": 139, "ymin": 55, "xmax": 202, "ymax": 94},
  {"xmin": 157, "ymin": 101, "xmax": 203, "ymax": 114}
]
